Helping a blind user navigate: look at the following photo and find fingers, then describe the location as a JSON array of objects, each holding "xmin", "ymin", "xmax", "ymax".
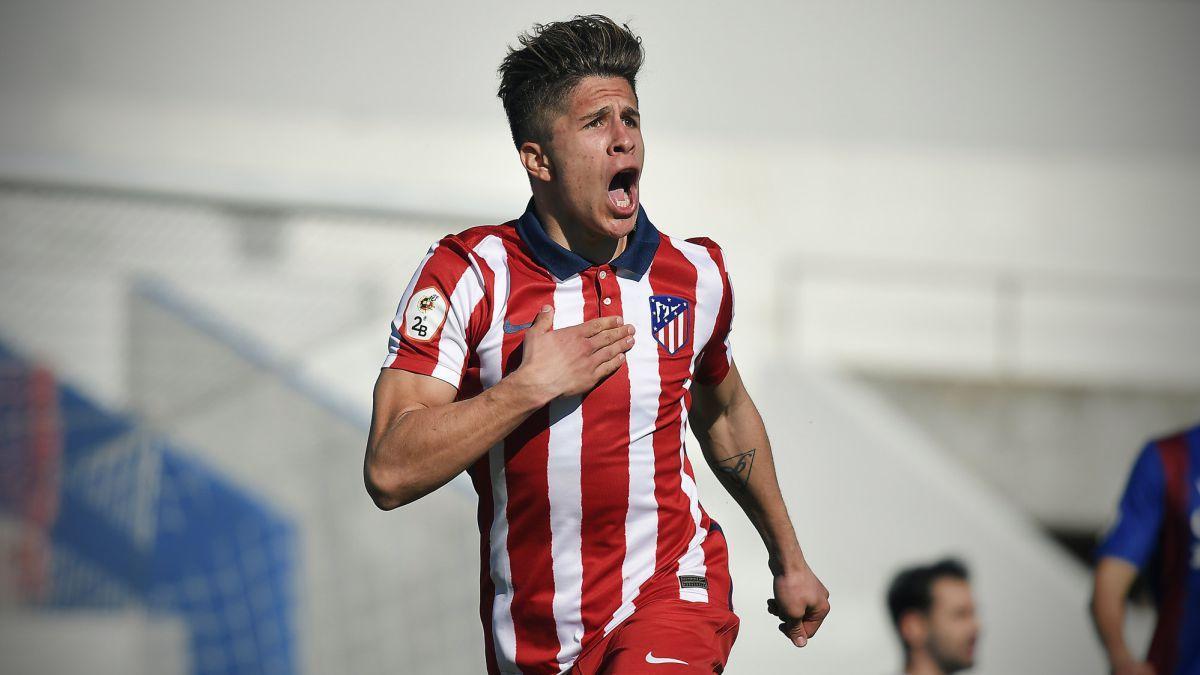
[
  {"xmin": 799, "ymin": 595, "xmax": 830, "ymax": 639},
  {"xmin": 592, "ymin": 334, "xmax": 635, "ymax": 368},
  {"xmin": 583, "ymin": 320, "xmax": 634, "ymax": 381},
  {"xmin": 767, "ymin": 598, "xmax": 827, "ymax": 647},
  {"xmin": 580, "ymin": 315, "xmax": 624, "ymax": 337},
  {"xmin": 768, "ymin": 600, "xmax": 806, "ymax": 646},
  {"xmin": 588, "ymin": 324, "xmax": 635, "ymax": 351},
  {"xmin": 592, "ymin": 351, "xmax": 627, "ymax": 381},
  {"xmin": 777, "ymin": 619, "xmax": 808, "ymax": 648}
]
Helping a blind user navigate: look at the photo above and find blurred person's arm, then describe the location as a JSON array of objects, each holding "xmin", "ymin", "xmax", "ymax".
[
  {"xmin": 365, "ymin": 307, "xmax": 634, "ymax": 510},
  {"xmin": 1091, "ymin": 557, "xmax": 1155, "ymax": 675},
  {"xmin": 690, "ymin": 363, "xmax": 830, "ymax": 648},
  {"xmin": 1090, "ymin": 441, "xmax": 1167, "ymax": 675}
]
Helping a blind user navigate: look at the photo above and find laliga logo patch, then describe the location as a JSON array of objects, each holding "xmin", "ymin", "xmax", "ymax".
[
  {"xmin": 403, "ymin": 286, "xmax": 447, "ymax": 342},
  {"xmin": 649, "ymin": 295, "xmax": 691, "ymax": 355}
]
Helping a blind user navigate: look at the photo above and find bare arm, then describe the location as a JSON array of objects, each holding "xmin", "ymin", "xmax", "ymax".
[
  {"xmin": 365, "ymin": 306, "xmax": 635, "ymax": 509},
  {"xmin": 690, "ymin": 363, "xmax": 830, "ymax": 647},
  {"xmin": 365, "ymin": 367, "xmax": 542, "ymax": 509},
  {"xmin": 1091, "ymin": 556, "xmax": 1155, "ymax": 675}
]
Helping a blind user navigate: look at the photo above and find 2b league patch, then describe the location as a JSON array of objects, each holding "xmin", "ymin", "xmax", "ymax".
[
  {"xmin": 403, "ymin": 286, "xmax": 447, "ymax": 342},
  {"xmin": 649, "ymin": 295, "xmax": 691, "ymax": 355}
]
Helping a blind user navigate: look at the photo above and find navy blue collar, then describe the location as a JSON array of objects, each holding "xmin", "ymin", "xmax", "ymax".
[{"xmin": 515, "ymin": 199, "xmax": 660, "ymax": 281}]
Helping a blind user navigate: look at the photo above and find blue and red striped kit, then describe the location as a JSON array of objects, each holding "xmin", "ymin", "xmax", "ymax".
[{"xmin": 1100, "ymin": 424, "xmax": 1200, "ymax": 675}]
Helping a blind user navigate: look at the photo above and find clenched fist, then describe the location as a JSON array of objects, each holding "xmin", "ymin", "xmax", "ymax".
[{"xmin": 768, "ymin": 564, "xmax": 830, "ymax": 648}]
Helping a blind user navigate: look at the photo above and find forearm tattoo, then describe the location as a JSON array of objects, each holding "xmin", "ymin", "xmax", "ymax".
[{"xmin": 714, "ymin": 448, "xmax": 756, "ymax": 493}]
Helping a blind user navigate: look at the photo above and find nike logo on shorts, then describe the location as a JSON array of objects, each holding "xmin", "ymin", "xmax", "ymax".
[
  {"xmin": 645, "ymin": 651, "xmax": 689, "ymax": 665},
  {"xmin": 503, "ymin": 319, "xmax": 533, "ymax": 334}
]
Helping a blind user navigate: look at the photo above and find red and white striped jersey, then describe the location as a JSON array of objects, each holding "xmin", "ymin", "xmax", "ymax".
[{"xmin": 382, "ymin": 202, "xmax": 736, "ymax": 674}]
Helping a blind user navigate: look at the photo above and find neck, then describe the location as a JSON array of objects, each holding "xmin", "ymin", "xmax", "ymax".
[
  {"xmin": 533, "ymin": 198, "xmax": 628, "ymax": 266},
  {"xmin": 905, "ymin": 652, "xmax": 946, "ymax": 675}
]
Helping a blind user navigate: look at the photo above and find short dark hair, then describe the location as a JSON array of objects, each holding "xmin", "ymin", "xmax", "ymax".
[
  {"xmin": 886, "ymin": 558, "xmax": 970, "ymax": 629},
  {"xmin": 497, "ymin": 15, "xmax": 644, "ymax": 147}
]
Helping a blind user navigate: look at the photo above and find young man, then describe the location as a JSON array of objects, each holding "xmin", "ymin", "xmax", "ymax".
[
  {"xmin": 365, "ymin": 15, "xmax": 828, "ymax": 674},
  {"xmin": 885, "ymin": 559, "xmax": 980, "ymax": 675},
  {"xmin": 1092, "ymin": 424, "xmax": 1200, "ymax": 675}
]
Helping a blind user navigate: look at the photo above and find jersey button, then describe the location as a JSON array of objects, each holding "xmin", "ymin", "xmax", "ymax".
[
  {"xmin": 603, "ymin": 297, "xmax": 612, "ymax": 306},
  {"xmin": 599, "ymin": 270, "xmax": 608, "ymax": 279}
]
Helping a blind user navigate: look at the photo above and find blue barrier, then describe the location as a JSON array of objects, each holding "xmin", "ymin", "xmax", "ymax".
[{"xmin": 1, "ymin": 338, "xmax": 298, "ymax": 675}]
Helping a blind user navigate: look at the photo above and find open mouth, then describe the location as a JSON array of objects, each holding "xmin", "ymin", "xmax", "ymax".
[{"xmin": 607, "ymin": 168, "xmax": 638, "ymax": 213}]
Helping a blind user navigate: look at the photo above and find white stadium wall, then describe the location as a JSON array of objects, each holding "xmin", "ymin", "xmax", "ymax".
[{"xmin": 3, "ymin": 0, "xmax": 1198, "ymax": 385}]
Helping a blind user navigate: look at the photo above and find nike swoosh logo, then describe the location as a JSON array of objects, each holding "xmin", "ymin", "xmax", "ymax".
[
  {"xmin": 645, "ymin": 652, "xmax": 689, "ymax": 665},
  {"xmin": 503, "ymin": 319, "xmax": 534, "ymax": 334}
]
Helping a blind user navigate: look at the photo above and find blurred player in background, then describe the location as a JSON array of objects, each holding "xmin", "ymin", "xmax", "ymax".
[
  {"xmin": 1092, "ymin": 424, "xmax": 1200, "ymax": 675},
  {"xmin": 886, "ymin": 558, "xmax": 979, "ymax": 675},
  {"xmin": 364, "ymin": 15, "xmax": 829, "ymax": 674}
]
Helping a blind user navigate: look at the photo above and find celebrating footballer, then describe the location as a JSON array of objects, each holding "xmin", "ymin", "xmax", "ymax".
[{"xmin": 365, "ymin": 15, "xmax": 829, "ymax": 674}]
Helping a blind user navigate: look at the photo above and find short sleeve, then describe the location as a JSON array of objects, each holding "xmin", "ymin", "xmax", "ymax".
[
  {"xmin": 381, "ymin": 236, "xmax": 489, "ymax": 389},
  {"xmin": 1097, "ymin": 442, "xmax": 1166, "ymax": 568},
  {"xmin": 689, "ymin": 237, "xmax": 734, "ymax": 387}
]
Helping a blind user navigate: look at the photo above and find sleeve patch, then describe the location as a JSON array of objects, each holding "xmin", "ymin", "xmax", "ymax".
[{"xmin": 402, "ymin": 286, "xmax": 449, "ymax": 342}]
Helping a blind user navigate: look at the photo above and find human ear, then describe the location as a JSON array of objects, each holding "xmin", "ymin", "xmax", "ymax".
[
  {"xmin": 899, "ymin": 612, "xmax": 928, "ymax": 649},
  {"xmin": 519, "ymin": 141, "xmax": 552, "ymax": 182}
]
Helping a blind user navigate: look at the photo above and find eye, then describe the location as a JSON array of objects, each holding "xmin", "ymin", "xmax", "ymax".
[
  {"xmin": 622, "ymin": 117, "xmax": 638, "ymax": 128},
  {"xmin": 585, "ymin": 117, "xmax": 604, "ymax": 129}
]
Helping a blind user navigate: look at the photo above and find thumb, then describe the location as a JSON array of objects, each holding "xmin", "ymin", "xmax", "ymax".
[
  {"xmin": 779, "ymin": 619, "xmax": 808, "ymax": 648},
  {"xmin": 530, "ymin": 304, "xmax": 554, "ymax": 333}
]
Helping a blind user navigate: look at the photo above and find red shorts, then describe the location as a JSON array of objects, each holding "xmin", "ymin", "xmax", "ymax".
[{"xmin": 568, "ymin": 600, "xmax": 740, "ymax": 674}]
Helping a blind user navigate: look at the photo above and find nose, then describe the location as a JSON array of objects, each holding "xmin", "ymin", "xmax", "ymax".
[{"xmin": 609, "ymin": 120, "xmax": 634, "ymax": 156}]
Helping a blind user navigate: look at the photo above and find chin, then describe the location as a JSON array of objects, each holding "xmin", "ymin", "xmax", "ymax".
[{"xmin": 591, "ymin": 212, "xmax": 637, "ymax": 240}]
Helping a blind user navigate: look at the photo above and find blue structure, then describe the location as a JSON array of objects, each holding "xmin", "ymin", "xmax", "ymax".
[{"xmin": 0, "ymin": 340, "xmax": 297, "ymax": 675}]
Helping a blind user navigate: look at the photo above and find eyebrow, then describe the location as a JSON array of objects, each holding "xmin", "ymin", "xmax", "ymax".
[{"xmin": 580, "ymin": 105, "xmax": 641, "ymax": 122}]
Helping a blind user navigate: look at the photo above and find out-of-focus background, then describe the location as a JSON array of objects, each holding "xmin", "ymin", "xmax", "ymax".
[{"xmin": 1, "ymin": 1, "xmax": 1197, "ymax": 673}]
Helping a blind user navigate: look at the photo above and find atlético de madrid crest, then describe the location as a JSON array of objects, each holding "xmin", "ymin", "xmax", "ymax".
[{"xmin": 649, "ymin": 295, "xmax": 691, "ymax": 355}]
